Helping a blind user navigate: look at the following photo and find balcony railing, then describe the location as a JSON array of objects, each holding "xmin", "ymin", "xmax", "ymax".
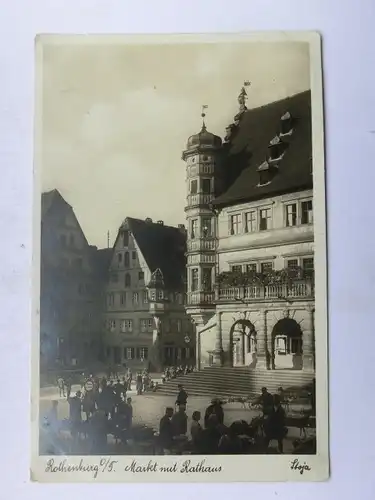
[
  {"xmin": 186, "ymin": 291, "xmax": 215, "ymax": 306},
  {"xmin": 187, "ymin": 238, "xmax": 216, "ymax": 252},
  {"xmin": 186, "ymin": 193, "xmax": 214, "ymax": 207},
  {"xmin": 216, "ymin": 281, "xmax": 314, "ymax": 302}
]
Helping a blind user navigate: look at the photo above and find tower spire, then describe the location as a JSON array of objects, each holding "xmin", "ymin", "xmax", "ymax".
[{"xmin": 201, "ymin": 104, "xmax": 208, "ymax": 131}]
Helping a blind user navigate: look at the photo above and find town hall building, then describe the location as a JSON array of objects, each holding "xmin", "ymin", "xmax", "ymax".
[{"xmin": 182, "ymin": 86, "xmax": 315, "ymax": 385}]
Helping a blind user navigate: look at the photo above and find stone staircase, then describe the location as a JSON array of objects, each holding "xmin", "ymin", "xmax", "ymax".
[{"xmin": 155, "ymin": 366, "xmax": 314, "ymax": 398}]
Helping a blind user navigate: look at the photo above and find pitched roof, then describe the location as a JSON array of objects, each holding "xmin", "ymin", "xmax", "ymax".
[
  {"xmin": 41, "ymin": 189, "xmax": 70, "ymax": 219},
  {"xmin": 213, "ymin": 90, "xmax": 312, "ymax": 208},
  {"xmin": 126, "ymin": 218, "xmax": 186, "ymax": 290}
]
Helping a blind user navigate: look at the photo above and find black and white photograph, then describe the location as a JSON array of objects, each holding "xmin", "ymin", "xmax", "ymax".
[{"xmin": 31, "ymin": 33, "xmax": 328, "ymax": 482}]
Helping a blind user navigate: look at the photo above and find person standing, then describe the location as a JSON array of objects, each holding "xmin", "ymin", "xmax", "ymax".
[
  {"xmin": 136, "ymin": 372, "xmax": 143, "ymax": 395},
  {"xmin": 204, "ymin": 399, "xmax": 224, "ymax": 428},
  {"xmin": 190, "ymin": 410, "xmax": 202, "ymax": 450},
  {"xmin": 176, "ymin": 384, "xmax": 188, "ymax": 408},
  {"xmin": 263, "ymin": 394, "xmax": 287, "ymax": 453},
  {"xmin": 67, "ymin": 391, "xmax": 83, "ymax": 440},
  {"xmin": 57, "ymin": 377, "xmax": 65, "ymax": 397},
  {"xmin": 159, "ymin": 407, "xmax": 174, "ymax": 453},
  {"xmin": 171, "ymin": 403, "xmax": 188, "ymax": 436}
]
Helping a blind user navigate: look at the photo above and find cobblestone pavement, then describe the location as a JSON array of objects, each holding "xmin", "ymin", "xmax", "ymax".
[{"xmin": 39, "ymin": 385, "xmax": 313, "ymax": 454}]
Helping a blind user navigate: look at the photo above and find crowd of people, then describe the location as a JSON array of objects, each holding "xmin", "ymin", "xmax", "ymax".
[
  {"xmin": 162, "ymin": 365, "xmax": 196, "ymax": 383},
  {"xmin": 157, "ymin": 385, "xmax": 291, "ymax": 455},
  {"xmin": 44, "ymin": 368, "xmax": 315, "ymax": 456}
]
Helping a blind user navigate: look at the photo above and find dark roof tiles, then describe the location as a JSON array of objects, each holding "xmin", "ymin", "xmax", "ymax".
[
  {"xmin": 126, "ymin": 218, "xmax": 186, "ymax": 290},
  {"xmin": 213, "ymin": 90, "xmax": 312, "ymax": 207}
]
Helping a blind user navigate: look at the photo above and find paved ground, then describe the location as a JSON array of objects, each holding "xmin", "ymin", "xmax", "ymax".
[{"xmin": 39, "ymin": 382, "xmax": 314, "ymax": 455}]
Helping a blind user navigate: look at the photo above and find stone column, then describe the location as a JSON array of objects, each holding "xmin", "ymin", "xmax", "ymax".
[
  {"xmin": 151, "ymin": 316, "xmax": 162, "ymax": 372},
  {"xmin": 266, "ymin": 311, "xmax": 273, "ymax": 370},
  {"xmin": 213, "ymin": 312, "xmax": 224, "ymax": 366},
  {"xmin": 256, "ymin": 309, "xmax": 268, "ymax": 369},
  {"xmin": 303, "ymin": 307, "xmax": 315, "ymax": 372}
]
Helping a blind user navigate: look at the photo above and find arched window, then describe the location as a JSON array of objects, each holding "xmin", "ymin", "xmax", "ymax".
[
  {"xmin": 125, "ymin": 273, "xmax": 131, "ymax": 287},
  {"xmin": 124, "ymin": 252, "xmax": 130, "ymax": 268}
]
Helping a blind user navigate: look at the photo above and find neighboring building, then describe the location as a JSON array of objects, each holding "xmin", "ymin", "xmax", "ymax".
[
  {"xmin": 103, "ymin": 217, "xmax": 195, "ymax": 371},
  {"xmin": 182, "ymin": 88, "xmax": 315, "ymax": 382},
  {"xmin": 40, "ymin": 189, "xmax": 101, "ymax": 369}
]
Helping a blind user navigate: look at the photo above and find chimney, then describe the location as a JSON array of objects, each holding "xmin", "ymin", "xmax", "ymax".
[
  {"xmin": 145, "ymin": 218, "xmax": 153, "ymax": 223},
  {"xmin": 178, "ymin": 224, "xmax": 186, "ymax": 232},
  {"xmin": 157, "ymin": 220, "xmax": 164, "ymax": 225}
]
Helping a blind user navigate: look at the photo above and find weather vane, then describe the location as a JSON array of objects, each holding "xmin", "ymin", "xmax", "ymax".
[{"xmin": 201, "ymin": 104, "xmax": 208, "ymax": 128}]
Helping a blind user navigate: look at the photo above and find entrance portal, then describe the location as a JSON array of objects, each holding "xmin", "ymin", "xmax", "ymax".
[
  {"xmin": 271, "ymin": 318, "xmax": 303, "ymax": 370},
  {"xmin": 229, "ymin": 320, "xmax": 257, "ymax": 367}
]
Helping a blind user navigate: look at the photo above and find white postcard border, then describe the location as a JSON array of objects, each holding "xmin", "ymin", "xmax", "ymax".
[{"xmin": 30, "ymin": 31, "xmax": 328, "ymax": 483}]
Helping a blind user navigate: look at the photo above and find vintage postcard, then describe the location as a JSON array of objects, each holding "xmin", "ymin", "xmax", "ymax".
[{"xmin": 31, "ymin": 32, "xmax": 328, "ymax": 482}]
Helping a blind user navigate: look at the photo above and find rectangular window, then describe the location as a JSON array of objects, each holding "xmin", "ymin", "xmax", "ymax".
[
  {"xmin": 202, "ymin": 268, "xmax": 212, "ymax": 291},
  {"xmin": 109, "ymin": 320, "xmax": 116, "ymax": 332},
  {"xmin": 140, "ymin": 319, "xmax": 148, "ymax": 333},
  {"xmin": 126, "ymin": 347, "xmax": 134, "ymax": 359},
  {"xmin": 139, "ymin": 347, "xmax": 148, "ymax": 360},
  {"xmin": 191, "ymin": 219, "xmax": 198, "ymax": 239},
  {"xmin": 176, "ymin": 319, "xmax": 182, "ymax": 332},
  {"xmin": 107, "ymin": 293, "xmax": 115, "ymax": 306},
  {"xmin": 286, "ymin": 203, "xmax": 297, "ymax": 227},
  {"xmin": 147, "ymin": 318, "xmax": 153, "ymax": 331},
  {"xmin": 245, "ymin": 211, "xmax": 256, "ymax": 233},
  {"xmin": 120, "ymin": 292, "xmax": 126, "ymax": 305},
  {"xmin": 164, "ymin": 318, "xmax": 170, "ymax": 333},
  {"xmin": 259, "ymin": 208, "xmax": 271, "ymax": 231},
  {"xmin": 260, "ymin": 262, "xmax": 273, "ymax": 274},
  {"xmin": 231, "ymin": 265, "xmax": 242, "ymax": 273},
  {"xmin": 150, "ymin": 290, "xmax": 156, "ymax": 301},
  {"xmin": 157, "ymin": 290, "xmax": 164, "ymax": 300},
  {"xmin": 143, "ymin": 290, "xmax": 149, "ymax": 303},
  {"xmin": 121, "ymin": 319, "xmax": 133, "ymax": 333},
  {"xmin": 118, "ymin": 253, "xmax": 123, "ymax": 264},
  {"xmin": 132, "ymin": 292, "xmax": 139, "ymax": 305},
  {"xmin": 201, "ymin": 217, "xmax": 212, "ymax": 237},
  {"xmin": 132, "ymin": 251, "xmax": 137, "ymax": 260},
  {"xmin": 246, "ymin": 263, "xmax": 257, "ymax": 273},
  {"xmin": 301, "ymin": 200, "xmax": 313, "ymax": 224},
  {"xmin": 287, "ymin": 259, "xmax": 298, "ymax": 269},
  {"xmin": 191, "ymin": 268, "xmax": 199, "ymax": 291},
  {"xmin": 201, "ymin": 178, "xmax": 211, "ymax": 194},
  {"xmin": 190, "ymin": 179, "xmax": 198, "ymax": 194},
  {"xmin": 230, "ymin": 214, "xmax": 242, "ymax": 235},
  {"xmin": 302, "ymin": 257, "xmax": 314, "ymax": 277},
  {"xmin": 124, "ymin": 252, "xmax": 130, "ymax": 268},
  {"xmin": 138, "ymin": 271, "xmax": 144, "ymax": 280},
  {"xmin": 123, "ymin": 231, "xmax": 129, "ymax": 247}
]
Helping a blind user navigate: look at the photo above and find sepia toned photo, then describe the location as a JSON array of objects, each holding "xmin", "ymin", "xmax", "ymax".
[{"xmin": 31, "ymin": 33, "xmax": 328, "ymax": 482}]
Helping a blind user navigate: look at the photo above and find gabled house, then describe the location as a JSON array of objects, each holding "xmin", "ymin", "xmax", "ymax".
[
  {"xmin": 102, "ymin": 217, "xmax": 195, "ymax": 371},
  {"xmin": 40, "ymin": 190, "xmax": 102, "ymax": 369}
]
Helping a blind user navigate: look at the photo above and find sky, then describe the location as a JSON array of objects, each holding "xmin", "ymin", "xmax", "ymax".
[{"xmin": 41, "ymin": 39, "xmax": 310, "ymax": 248}]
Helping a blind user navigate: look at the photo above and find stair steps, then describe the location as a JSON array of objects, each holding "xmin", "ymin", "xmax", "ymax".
[{"xmin": 155, "ymin": 367, "xmax": 313, "ymax": 398}]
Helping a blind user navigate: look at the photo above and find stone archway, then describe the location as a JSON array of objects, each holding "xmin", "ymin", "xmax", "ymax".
[
  {"xmin": 229, "ymin": 319, "xmax": 257, "ymax": 367},
  {"xmin": 271, "ymin": 317, "xmax": 303, "ymax": 370}
]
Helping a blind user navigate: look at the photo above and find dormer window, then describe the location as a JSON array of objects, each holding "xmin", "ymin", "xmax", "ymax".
[
  {"xmin": 280, "ymin": 111, "xmax": 293, "ymax": 135},
  {"xmin": 257, "ymin": 161, "xmax": 272, "ymax": 186},
  {"xmin": 268, "ymin": 136, "xmax": 284, "ymax": 161}
]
